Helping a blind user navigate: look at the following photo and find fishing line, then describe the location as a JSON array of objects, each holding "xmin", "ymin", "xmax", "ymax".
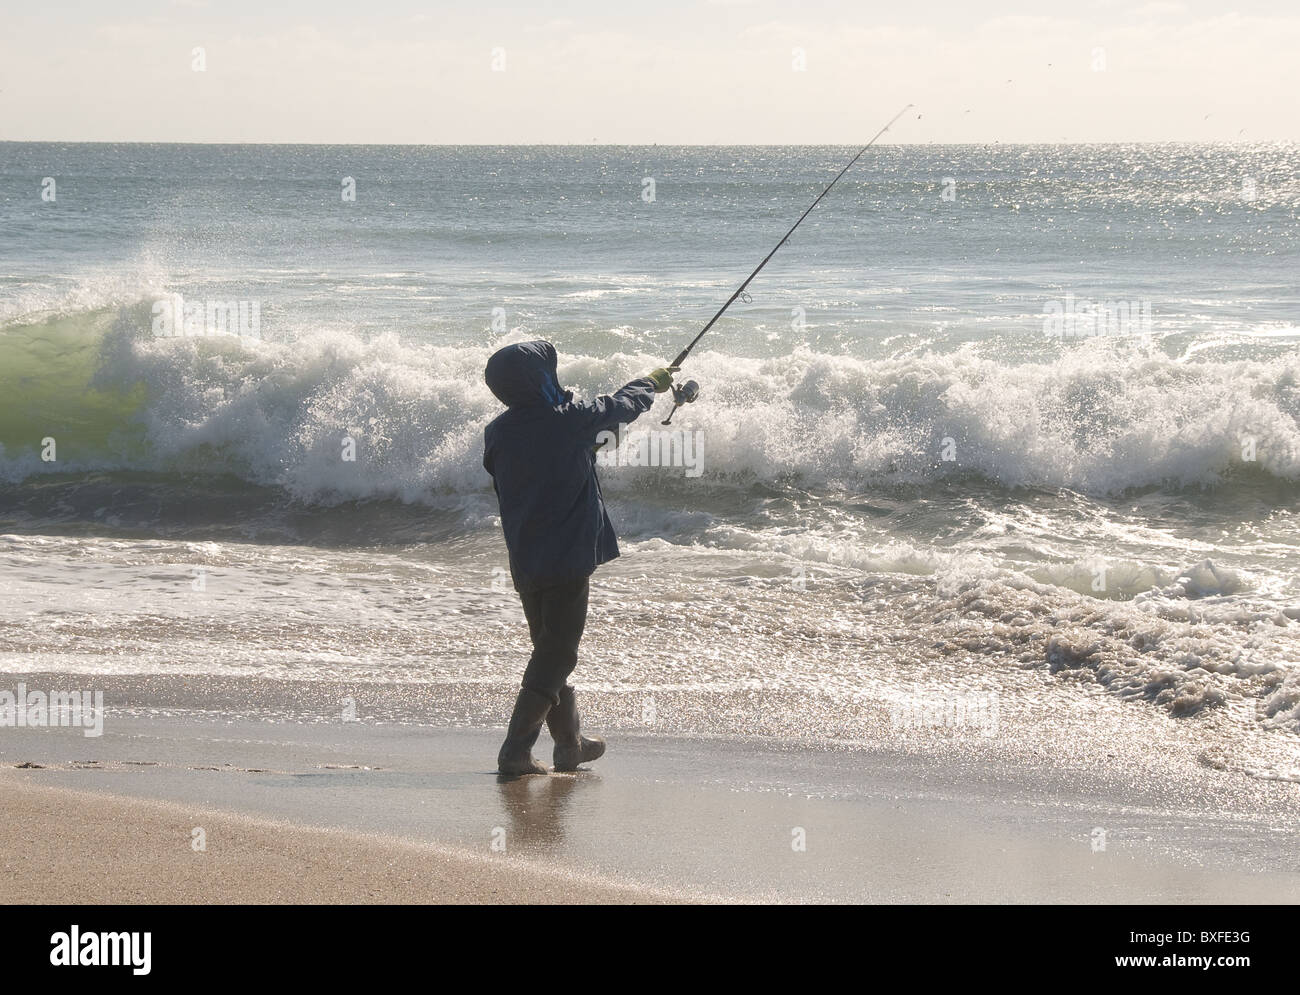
[{"xmin": 661, "ymin": 103, "xmax": 914, "ymax": 425}]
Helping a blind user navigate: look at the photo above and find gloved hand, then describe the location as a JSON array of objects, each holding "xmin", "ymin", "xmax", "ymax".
[{"xmin": 646, "ymin": 367, "xmax": 675, "ymax": 393}]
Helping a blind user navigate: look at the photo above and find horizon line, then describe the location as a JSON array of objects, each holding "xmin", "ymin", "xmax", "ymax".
[{"xmin": 1, "ymin": 139, "xmax": 1295, "ymax": 148}]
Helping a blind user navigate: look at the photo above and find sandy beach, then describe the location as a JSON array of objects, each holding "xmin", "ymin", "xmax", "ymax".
[{"xmin": 3, "ymin": 683, "xmax": 1298, "ymax": 904}]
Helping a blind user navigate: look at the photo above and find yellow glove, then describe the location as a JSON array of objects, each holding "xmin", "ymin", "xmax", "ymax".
[{"xmin": 646, "ymin": 367, "xmax": 675, "ymax": 393}]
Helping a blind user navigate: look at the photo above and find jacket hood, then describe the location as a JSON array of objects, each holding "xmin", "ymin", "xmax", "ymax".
[{"xmin": 484, "ymin": 340, "xmax": 568, "ymax": 407}]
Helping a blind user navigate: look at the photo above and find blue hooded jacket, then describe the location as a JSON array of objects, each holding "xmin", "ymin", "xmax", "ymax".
[{"xmin": 483, "ymin": 341, "xmax": 657, "ymax": 592}]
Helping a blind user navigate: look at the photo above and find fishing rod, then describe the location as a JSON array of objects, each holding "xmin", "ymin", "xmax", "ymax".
[{"xmin": 661, "ymin": 103, "xmax": 914, "ymax": 425}]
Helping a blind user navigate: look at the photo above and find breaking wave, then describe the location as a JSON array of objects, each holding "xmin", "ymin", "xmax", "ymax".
[{"xmin": 2, "ymin": 300, "xmax": 1300, "ymax": 506}]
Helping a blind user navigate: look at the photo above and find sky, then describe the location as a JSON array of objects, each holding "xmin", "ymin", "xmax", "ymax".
[{"xmin": 0, "ymin": 0, "xmax": 1296, "ymax": 144}]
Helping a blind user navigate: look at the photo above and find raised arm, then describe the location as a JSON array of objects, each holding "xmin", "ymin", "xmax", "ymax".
[{"xmin": 567, "ymin": 369, "xmax": 674, "ymax": 440}]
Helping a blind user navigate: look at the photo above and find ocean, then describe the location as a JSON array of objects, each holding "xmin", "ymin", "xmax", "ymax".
[{"xmin": 2, "ymin": 142, "xmax": 1299, "ymax": 785}]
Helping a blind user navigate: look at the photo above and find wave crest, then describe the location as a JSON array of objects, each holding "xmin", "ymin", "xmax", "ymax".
[{"xmin": 3, "ymin": 305, "xmax": 1300, "ymax": 502}]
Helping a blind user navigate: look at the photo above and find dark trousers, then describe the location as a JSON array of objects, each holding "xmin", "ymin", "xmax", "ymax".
[{"xmin": 519, "ymin": 577, "xmax": 589, "ymax": 702}]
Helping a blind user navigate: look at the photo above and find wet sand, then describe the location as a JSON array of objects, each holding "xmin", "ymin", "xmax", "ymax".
[{"xmin": 2, "ymin": 710, "xmax": 1298, "ymax": 903}]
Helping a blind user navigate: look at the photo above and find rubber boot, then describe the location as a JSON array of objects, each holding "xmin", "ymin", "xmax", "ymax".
[
  {"xmin": 497, "ymin": 688, "xmax": 553, "ymax": 776},
  {"xmin": 546, "ymin": 685, "xmax": 606, "ymax": 772}
]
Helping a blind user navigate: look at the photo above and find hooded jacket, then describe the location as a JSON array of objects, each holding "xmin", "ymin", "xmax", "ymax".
[{"xmin": 483, "ymin": 340, "xmax": 657, "ymax": 592}]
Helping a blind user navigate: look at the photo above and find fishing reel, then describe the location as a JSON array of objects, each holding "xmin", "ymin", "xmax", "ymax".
[{"xmin": 661, "ymin": 379, "xmax": 700, "ymax": 425}]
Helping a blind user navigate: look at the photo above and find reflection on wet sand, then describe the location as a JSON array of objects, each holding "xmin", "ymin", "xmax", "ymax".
[{"xmin": 495, "ymin": 772, "xmax": 590, "ymax": 852}]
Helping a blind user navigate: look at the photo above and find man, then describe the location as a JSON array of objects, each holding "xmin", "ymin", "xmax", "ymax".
[{"xmin": 482, "ymin": 340, "xmax": 674, "ymax": 775}]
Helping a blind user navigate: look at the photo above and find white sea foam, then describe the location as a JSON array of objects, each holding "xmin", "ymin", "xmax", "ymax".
[{"xmin": 5, "ymin": 315, "xmax": 1300, "ymax": 502}]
